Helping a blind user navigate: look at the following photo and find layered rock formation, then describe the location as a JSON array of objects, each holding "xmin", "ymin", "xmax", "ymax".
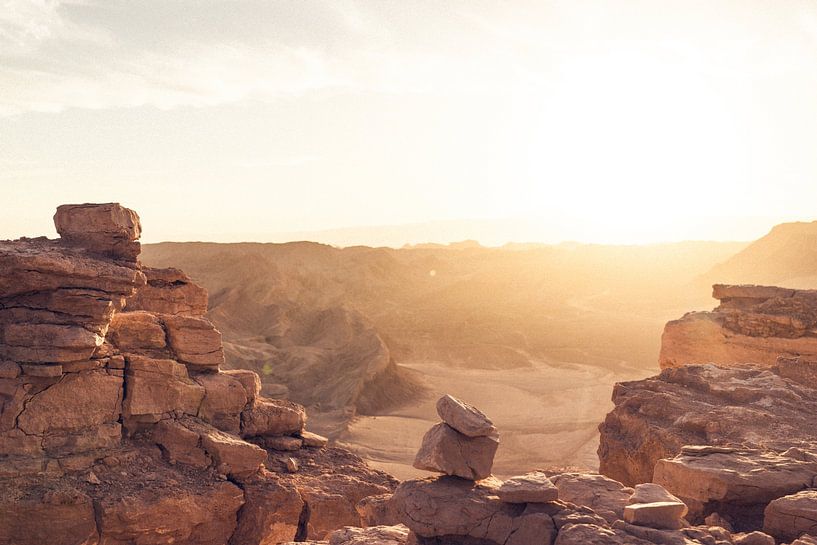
[
  {"xmin": 0, "ymin": 204, "xmax": 396, "ymax": 544},
  {"xmin": 600, "ymin": 282, "xmax": 817, "ymax": 541},
  {"xmin": 660, "ymin": 284, "xmax": 817, "ymax": 368}
]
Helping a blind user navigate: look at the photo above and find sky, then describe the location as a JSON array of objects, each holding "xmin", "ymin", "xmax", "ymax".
[{"xmin": 2, "ymin": 0, "xmax": 817, "ymax": 246}]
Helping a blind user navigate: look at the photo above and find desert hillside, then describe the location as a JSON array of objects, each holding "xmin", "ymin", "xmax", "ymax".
[{"xmin": 142, "ymin": 239, "xmax": 745, "ymax": 476}]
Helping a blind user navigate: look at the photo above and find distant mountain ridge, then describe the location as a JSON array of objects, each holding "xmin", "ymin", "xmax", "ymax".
[{"xmin": 704, "ymin": 221, "xmax": 817, "ymax": 288}]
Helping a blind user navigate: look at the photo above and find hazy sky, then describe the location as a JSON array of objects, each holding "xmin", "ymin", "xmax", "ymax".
[{"xmin": 2, "ymin": 0, "xmax": 817, "ymax": 245}]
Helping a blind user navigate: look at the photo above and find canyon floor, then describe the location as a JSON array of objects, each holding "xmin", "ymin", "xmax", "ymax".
[{"xmin": 335, "ymin": 357, "xmax": 652, "ymax": 480}]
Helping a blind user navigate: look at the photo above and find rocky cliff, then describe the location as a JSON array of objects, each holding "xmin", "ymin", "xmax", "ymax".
[
  {"xmin": 660, "ymin": 284, "xmax": 817, "ymax": 368},
  {"xmin": 0, "ymin": 204, "xmax": 396, "ymax": 545},
  {"xmin": 598, "ymin": 283, "xmax": 817, "ymax": 540}
]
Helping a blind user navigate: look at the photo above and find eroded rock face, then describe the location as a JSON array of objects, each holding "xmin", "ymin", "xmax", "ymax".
[
  {"xmin": 598, "ymin": 363, "xmax": 817, "ymax": 486},
  {"xmin": 653, "ymin": 446, "xmax": 817, "ymax": 530},
  {"xmin": 0, "ymin": 204, "xmax": 399, "ymax": 545},
  {"xmin": 660, "ymin": 284, "xmax": 817, "ymax": 368}
]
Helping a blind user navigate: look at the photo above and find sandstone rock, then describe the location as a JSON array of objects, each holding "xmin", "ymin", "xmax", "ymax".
[
  {"xmin": 108, "ymin": 311, "xmax": 166, "ymax": 352},
  {"xmin": 357, "ymin": 494, "xmax": 400, "ymax": 527},
  {"xmin": 302, "ymin": 430, "xmax": 329, "ymax": 448},
  {"xmin": 629, "ymin": 483, "xmax": 686, "ymax": 507},
  {"xmin": 653, "ymin": 447, "xmax": 817, "ymax": 529},
  {"xmin": 599, "ymin": 363, "xmax": 817, "ymax": 486},
  {"xmin": 96, "ymin": 480, "xmax": 244, "ymax": 545},
  {"xmin": 163, "ymin": 314, "xmax": 225, "ymax": 369},
  {"xmin": 788, "ymin": 535, "xmax": 817, "ymax": 545},
  {"xmin": 287, "ymin": 456, "xmax": 300, "ymax": 472},
  {"xmin": 497, "ymin": 471, "xmax": 559, "ymax": 503},
  {"xmin": 763, "ymin": 489, "xmax": 817, "ymax": 541},
  {"xmin": 0, "ymin": 490, "xmax": 99, "ymax": 545},
  {"xmin": 17, "ymin": 370, "xmax": 122, "ymax": 437},
  {"xmin": 229, "ymin": 473, "xmax": 304, "ymax": 545},
  {"xmin": 328, "ymin": 525, "xmax": 409, "ymax": 545},
  {"xmin": 126, "ymin": 266, "xmax": 208, "ymax": 317},
  {"xmin": 435, "ymin": 394, "xmax": 496, "ymax": 437},
  {"xmin": 3, "ymin": 323, "xmax": 103, "ymax": 363},
  {"xmin": 623, "ymin": 503, "xmax": 687, "ymax": 530},
  {"xmin": 660, "ymin": 285, "xmax": 817, "ymax": 369},
  {"xmin": 550, "ymin": 473, "xmax": 634, "ymax": 524},
  {"xmin": 195, "ymin": 371, "xmax": 250, "ymax": 433},
  {"xmin": 200, "ymin": 427, "xmax": 267, "ymax": 478},
  {"xmin": 151, "ymin": 418, "xmax": 209, "ymax": 467},
  {"xmin": 413, "ymin": 423, "xmax": 498, "ymax": 480},
  {"xmin": 241, "ymin": 397, "xmax": 306, "ymax": 437},
  {"xmin": 777, "ymin": 356, "xmax": 817, "ymax": 386},
  {"xmin": 54, "ymin": 202, "xmax": 141, "ymax": 260},
  {"xmin": 223, "ymin": 368, "xmax": 262, "ymax": 402},
  {"xmin": 122, "ymin": 355, "xmax": 204, "ymax": 430}
]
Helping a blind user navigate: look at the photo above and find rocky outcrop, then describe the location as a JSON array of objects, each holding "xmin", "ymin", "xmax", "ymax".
[
  {"xmin": 0, "ymin": 204, "xmax": 397, "ymax": 545},
  {"xmin": 660, "ymin": 284, "xmax": 817, "ymax": 368},
  {"xmin": 391, "ymin": 395, "xmax": 746, "ymax": 545},
  {"xmin": 598, "ymin": 362, "xmax": 817, "ymax": 486}
]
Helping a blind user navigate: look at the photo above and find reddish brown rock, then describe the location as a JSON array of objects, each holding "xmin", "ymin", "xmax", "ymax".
[
  {"xmin": 54, "ymin": 202, "xmax": 141, "ymax": 261},
  {"xmin": 96, "ymin": 480, "xmax": 244, "ymax": 545},
  {"xmin": 199, "ymin": 426, "xmax": 266, "ymax": 479},
  {"xmin": 195, "ymin": 371, "xmax": 250, "ymax": 433},
  {"xmin": 0, "ymin": 490, "xmax": 99, "ymax": 545},
  {"xmin": 122, "ymin": 356, "xmax": 204, "ymax": 430},
  {"xmin": 126, "ymin": 266, "xmax": 208, "ymax": 317},
  {"xmin": 241, "ymin": 397, "xmax": 306, "ymax": 437},
  {"xmin": 230, "ymin": 473, "xmax": 304, "ymax": 545},
  {"xmin": 327, "ymin": 525, "xmax": 409, "ymax": 545},
  {"xmin": 163, "ymin": 314, "xmax": 225, "ymax": 369},
  {"xmin": 550, "ymin": 473, "xmax": 634, "ymax": 524},
  {"xmin": 3, "ymin": 323, "xmax": 103, "ymax": 363},
  {"xmin": 357, "ymin": 494, "xmax": 400, "ymax": 527},
  {"xmin": 150, "ymin": 418, "xmax": 209, "ymax": 467},
  {"xmin": 497, "ymin": 471, "xmax": 559, "ymax": 504},
  {"xmin": 108, "ymin": 311, "xmax": 166, "ymax": 352}
]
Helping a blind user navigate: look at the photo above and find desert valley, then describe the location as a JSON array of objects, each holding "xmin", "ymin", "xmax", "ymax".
[{"xmin": 2, "ymin": 203, "xmax": 817, "ymax": 544}]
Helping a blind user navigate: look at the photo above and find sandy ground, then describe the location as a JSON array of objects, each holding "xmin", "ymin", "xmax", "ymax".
[{"xmin": 334, "ymin": 358, "xmax": 653, "ymax": 480}]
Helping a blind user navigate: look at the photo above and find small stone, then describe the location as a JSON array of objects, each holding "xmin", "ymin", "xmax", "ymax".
[
  {"xmin": 623, "ymin": 502, "xmax": 687, "ymax": 530},
  {"xmin": 286, "ymin": 457, "xmax": 299, "ymax": 472},
  {"xmin": 86, "ymin": 471, "xmax": 101, "ymax": 485},
  {"xmin": 436, "ymin": 394, "xmax": 496, "ymax": 437},
  {"xmin": 300, "ymin": 430, "xmax": 328, "ymax": 448},
  {"xmin": 733, "ymin": 531, "xmax": 775, "ymax": 545},
  {"xmin": 497, "ymin": 472, "xmax": 559, "ymax": 503}
]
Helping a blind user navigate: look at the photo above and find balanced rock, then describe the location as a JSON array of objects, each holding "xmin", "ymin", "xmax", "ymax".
[
  {"xmin": 54, "ymin": 202, "xmax": 142, "ymax": 261},
  {"xmin": 497, "ymin": 471, "xmax": 559, "ymax": 503},
  {"xmin": 413, "ymin": 422, "xmax": 498, "ymax": 480},
  {"xmin": 436, "ymin": 394, "xmax": 496, "ymax": 437}
]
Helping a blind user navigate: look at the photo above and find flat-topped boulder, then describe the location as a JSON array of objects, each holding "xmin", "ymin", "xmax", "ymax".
[
  {"xmin": 653, "ymin": 446, "xmax": 817, "ymax": 530},
  {"xmin": 623, "ymin": 483, "xmax": 688, "ymax": 530},
  {"xmin": 54, "ymin": 203, "xmax": 142, "ymax": 261},
  {"xmin": 550, "ymin": 473, "xmax": 634, "ymax": 524},
  {"xmin": 497, "ymin": 471, "xmax": 559, "ymax": 503}
]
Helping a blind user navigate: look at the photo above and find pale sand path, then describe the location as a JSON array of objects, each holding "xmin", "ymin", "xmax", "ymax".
[{"xmin": 335, "ymin": 358, "xmax": 652, "ymax": 480}]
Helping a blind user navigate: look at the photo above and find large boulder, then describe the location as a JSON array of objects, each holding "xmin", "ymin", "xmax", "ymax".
[
  {"xmin": 229, "ymin": 473, "xmax": 304, "ymax": 545},
  {"xmin": 497, "ymin": 471, "xmax": 559, "ymax": 504},
  {"xmin": 550, "ymin": 473, "xmax": 634, "ymax": 524},
  {"xmin": 163, "ymin": 314, "xmax": 225, "ymax": 370},
  {"xmin": 763, "ymin": 489, "xmax": 817, "ymax": 541},
  {"xmin": 194, "ymin": 371, "xmax": 251, "ymax": 434},
  {"xmin": 241, "ymin": 397, "xmax": 306, "ymax": 438},
  {"xmin": 413, "ymin": 422, "xmax": 498, "ymax": 480},
  {"xmin": 125, "ymin": 267, "xmax": 208, "ymax": 317},
  {"xmin": 653, "ymin": 446, "xmax": 817, "ymax": 530},
  {"xmin": 54, "ymin": 203, "xmax": 142, "ymax": 261}
]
